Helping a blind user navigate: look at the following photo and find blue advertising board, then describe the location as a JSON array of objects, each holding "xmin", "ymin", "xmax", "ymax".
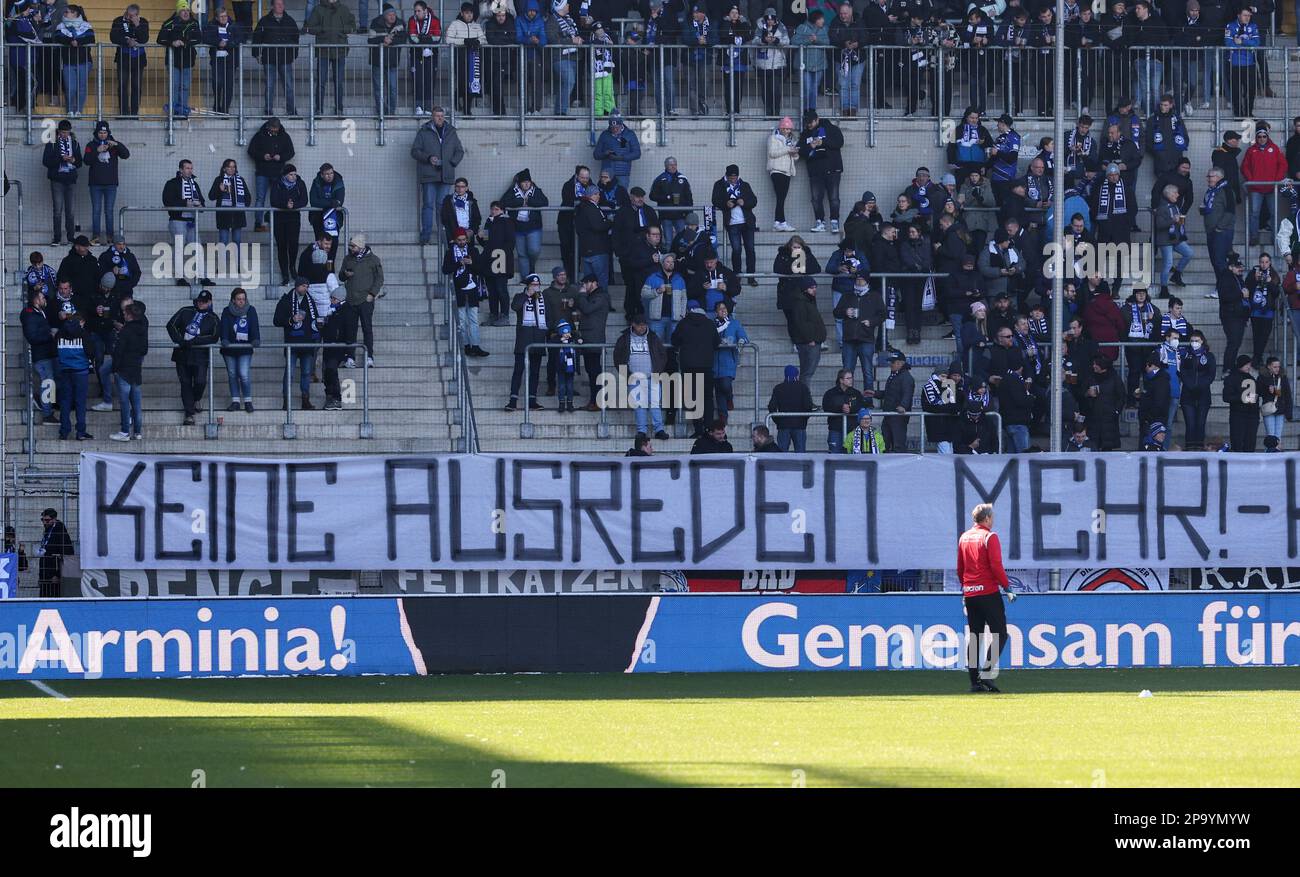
[
  {"xmin": 628, "ymin": 593, "xmax": 1300, "ymax": 672},
  {"xmin": 0, "ymin": 554, "xmax": 18, "ymax": 599},
  {"xmin": 0, "ymin": 597, "xmax": 418, "ymax": 680}
]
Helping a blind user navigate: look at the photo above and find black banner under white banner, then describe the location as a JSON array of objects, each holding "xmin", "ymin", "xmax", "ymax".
[{"xmin": 78, "ymin": 452, "xmax": 1300, "ymax": 571}]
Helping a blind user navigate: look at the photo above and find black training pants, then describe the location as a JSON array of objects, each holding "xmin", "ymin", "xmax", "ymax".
[{"xmin": 964, "ymin": 592, "xmax": 1008, "ymax": 684}]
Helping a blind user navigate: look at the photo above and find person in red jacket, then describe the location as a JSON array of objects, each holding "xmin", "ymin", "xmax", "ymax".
[
  {"xmin": 1081, "ymin": 281, "xmax": 1126, "ymax": 363},
  {"xmin": 956, "ymin": 502, "xmax": 1016, "ymax": 692},
  {"xmin": 1241, "ymin": 123, "xmax": 1288, "ymax": 244}
]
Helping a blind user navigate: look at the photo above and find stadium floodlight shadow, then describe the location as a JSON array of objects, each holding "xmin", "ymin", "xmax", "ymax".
[{"xmin": 3, "ymin": 667, "xmax": 1300, "ymax": 707}]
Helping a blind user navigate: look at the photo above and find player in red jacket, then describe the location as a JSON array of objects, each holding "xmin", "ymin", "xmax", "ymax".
[
  {"xmin": 1241, "ymin": 123, "xmax": 1289, "ymax": 243},
  {"xmin": 956, "ymin": 502, "xmax": 1016, "ymax": 692}
]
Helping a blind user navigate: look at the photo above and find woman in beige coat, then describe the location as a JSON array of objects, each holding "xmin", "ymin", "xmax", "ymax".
[{"xmin": 767, "ymin": 116, "xmax": 799, "ymax": 232}]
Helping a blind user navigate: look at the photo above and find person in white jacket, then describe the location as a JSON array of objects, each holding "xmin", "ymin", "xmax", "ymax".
[
  {"xmin": 751, "ymin": 9, "xmax": 789, "ymax": 117},
  {"xmin": 767, "ymin": 116, "xmax": 799, "ymax": 232},
  {"xmin": 445, "ymin": 2, "xmax": 486, "ymax": 116}
]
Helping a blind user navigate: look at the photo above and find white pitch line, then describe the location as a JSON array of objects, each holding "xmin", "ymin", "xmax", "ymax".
[{"xmin": 28, "ymin": 680, "xmax": 69, "ymax": 700}]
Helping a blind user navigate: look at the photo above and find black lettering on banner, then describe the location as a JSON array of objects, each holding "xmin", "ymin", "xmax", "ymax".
[
  {"xmin": 1218, "ymin": 459, "xmax": 1229, "ymax": 536},
  {"xmin": 1156, "ymin": 458, "xmax": 1210, "ymax": 561},
  {"xmin": 1288, "ymin": 459, "xmax": 1300, "ymax": 559},
  {"xmin": 155, "ymin": 461, "xmax": 202, "ymax": 561},
  {"xmin": 755, "ymin": 459, "xmax": 814, "ymax": 563},
  {"xmin": 95, "ymin": 459, "xmax": 146, "ymax": 561},
  {"xmin": 449, "ymin": 457, "xmax": 506, "ymax": 561},
  {"xmin": 385, "ymin": 460, "xmax": 441, "ymax": 562},
  {"xmin": 954, "ymin": 458, "xmax": 1021, "ymax": 560},
  {"xmin": 286, "ymin": 463, "xmax": 338, "ymax": 563},
  {"xmin": 689, "ymin": 459, "xmax": 745, "ymax": 564},
  {"xmin": 207, "ymin": 462, "xmax": 219, "ymax": 563},
  {"xmin": 225, "ymin": 463, "xmax": 280, "ymax": 563},
  {"xmin": 823, "ymin": 459, "xmax": 878, "ymax": 565},
  {"xmin": 630, "ymin": 460, "xmax": 685, "ymax": 563},
  {"xmin": 1029, "ymin": 459, "xmax": 1088, "ymax": 561},
  {"xmin": 569, "ymin": 462, "xmax": 624, "ymax": 564},
  {"xmin": 1094, "ymin": 458, "xmax": 1148, "ymax": 561},
  {"xmin": 512, "ymin": 460, "xmax": 564, "ymax": 562}
]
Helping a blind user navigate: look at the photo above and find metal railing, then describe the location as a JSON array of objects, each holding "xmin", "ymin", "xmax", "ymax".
[
  {"xmin": 517, "ymin": 339, "xmax": 761, "ymax": 440},
  {"xmin": 180, "ymin": 340, "xmax": 373, "ymax": 440},
  {"xmin": 765, "ymin": 409, "xmax": 1003, "ymax": 454},
  {"xmin": 8, "ymin": 42, "xmax": 1296, "ymax": 147},
  {"xmin": 117, "ymin": 203, "xmax": 349, "ymax": 299}
]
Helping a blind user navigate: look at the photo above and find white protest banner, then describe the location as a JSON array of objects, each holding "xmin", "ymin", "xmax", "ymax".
[{"xmin": 79, "ymin": 452, "xmax": 1300, "ymax": 571}]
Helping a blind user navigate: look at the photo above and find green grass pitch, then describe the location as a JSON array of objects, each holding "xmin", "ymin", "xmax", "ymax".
[{"xmin": 2, "ymin": 669, "xmax": 1298, "ymax": 787}]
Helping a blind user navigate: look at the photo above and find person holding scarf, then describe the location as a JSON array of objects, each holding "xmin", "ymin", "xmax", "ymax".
[
  {"xmin": 219, "ymin": 287, "xmax": 261, "ymax": 412},
  {"xmin": 84, "ymin": 121, "xmax": 130, "ymax": 246},
  {"xmin": 546, "ymin": 0, "xmax": 581, "ymax": 116},
  {"xmin": 166, "ymin": 289, "xmax": 220, "ymax": 424},
  {"xmin": 208, "ymin": 158, "xmax": 251, "ymax": 256},
  {"xmin": 947, "ymin": 109, "xmax": 992, "ymax": 188},
  {"xmin": 1121, "ymin": 286, "xmax": 1161, "ymax": 400},
  {"xmin": 53, "ymin": 4, "xmax": 94, "ymax": 116},
  {"xmin": 407, "ymin": 0, "xmax": 442, "ymax": 116},
  {"xmin": 843, "ymin": 408, "xmax": 886, "ymax": 453},
  {"xmin": 1246, "ymin": 253, "xmax": 1281, "ymax": 367},
  {"xmin": 1090, "ymin": 162, "xmax": 1132, "ymax": 292},
  {"xmin": 501, "ymin": 168, "xmax": 549, "ymax": 283},
  {"xmin": 1063, "ymin": 115, "xmax": 1100, "ymax": 187},
  {"xmin": 309, "ymin": 162, "xmax": 345, "ymax": 270},
  {"xmin": 712, "ymin": 164, "xmax": 759, "ymax": 285},
  {"xmin": 445, "ymin": 2, "xmax": 485, "ymax": 117},
  {"xmin": 717, "ymin": 6, "xmax": 751, "ymax": 116},
  {"xmin": 270, "ymin": 164, "xmax": 307, "ymax": 285},
  {"xmin": 273, "ymin": 278, "xmax": 323, "ymax": 411},
  {"xmin": 42, "ymin": 121, "xmax": 83, "ymax": 248},
  {"xmin": 443, "ymin": 226, "xmax": 488, "ymax": 357},
  {"xmin": 440, "ymin": 177, "xmax": 482, "ymax": 243},
  {"xmin": 202, "ymin": 6, "xmax": 245, "ymax": 115},
  {"xmin": 685, "ymin": 4, "xmax": 716, "ymax": 116},
  {"xmin": 162, "ymin": 159, "xmax": 214, "ymax": 288},
  {"xmin": 110, "ymin": 4, "xmax": 150, "ymax": 116},
  {"xmin": 1146, "ymin": 95, "xmax": 1189, "ymax": 179},
  {"xmin": 588, "ymin": 20, "xmax": 617, "ymax": 117},
  {"xmin": 506, "ymin": 273, "xmax": 558, "ymax": 411}
]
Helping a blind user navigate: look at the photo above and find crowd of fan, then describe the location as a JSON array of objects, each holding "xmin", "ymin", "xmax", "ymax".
[{"xmin": 4, "ymin": 0, "xmax": 1291, "ymax": 122}]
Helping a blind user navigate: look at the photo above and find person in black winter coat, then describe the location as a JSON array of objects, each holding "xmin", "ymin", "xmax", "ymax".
[
  {"xmin": 711, "ymin": 165, "xmax": 760, "ymax": 282},
  {"xmin": 111, "ymin": 300, "xmax": 148, "ymax": 439},
  {"xmin": 83, "ymin": 120, "xmax": 130, "ymax": 244},
  {"xmin": 672, "ymin": 305, "xmax": 722, "ymax": 436},
  {"xmin": 798, "ymin": 109, "xmax": 846, "ymax": 230},
  {"xmin": 921, "ymin": 363, "xmax": 964, "ymax": 452},
  {"xmin": 320, "ymin": 287, "xmax": 354, "ymax": 410},
  {"xmin": 440, "ymin": 178, "xmax": 483, "ymax": 243},
  {"xmin": 575, "ymin": 188, "xmax": 614, "ymax": 289},
  {"xmin": 270, "ymin": 164, "xmax": 308, "ymax": 285},
  {"xmin": 876, "ymin": 353, "xmax": 915, "ymax": 451},
  {"xmin": 21, "ymin": 290, "xmax": 59, "ymax": 422},
  {"xmin": 165, "ymin": 289, "xmax": 220, "ymax": 424},
  {"xmin": 247, "ymin": 116, "xmax": 295, "ymax": 228},
  {"xmin": 98, "ymin": 236, "xmax": 142, "ymax": 295},
  {"xmin": 36, "ymin": 508, "xmax": 75, "ymax": 599},
  {"xmin": 506, "ymin": 275, "xmax": 562, "ymax": 411},
  {"xmin": 56, "ymin": 237, "xmax": 100, "ymax": 302},
  {"xmin": 1224, "ymin": 354, "xmax": 1261, "ymax": 451},
  {"xmin": 690, "ymin": 420, "xmax": 736, "ymax": 454},
  {"xmin": 42, "ymin": 120, "xmax": 82, "ymax": 246},
  {"xmin": 997, "ymin": 365, "xmax": 1036, "ymax": 452},
  {"xmin": 1179, "ymin": 328, "xmax": 1216, "ymax": 446},
  {"xmin": 822, "ymin": 368, "xmax": 866, "ymax": 451},
  {"xmin": 273, "ymin": 279, "xmax": 323, "ymax": 410},
  {"xmin": 767, "ymin": 364, "xmax": 814, "ymax": 451},
  {"xmin": 1137, "ymin": 352, "xmax": 1171, "ymax": 442},
  {"xmin": 477, "ymin": 202, "xmax": 516, "ymax": 324}
]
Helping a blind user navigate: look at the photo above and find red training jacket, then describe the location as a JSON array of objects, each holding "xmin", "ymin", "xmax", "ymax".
[{"xmin": 956, "ymin": 523, "xmax": 1008, "ymax": 597}]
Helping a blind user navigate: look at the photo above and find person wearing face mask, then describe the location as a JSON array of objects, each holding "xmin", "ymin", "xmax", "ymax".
[
  {"xmin": 1179, "ymin": 329, "xmax": 1216, "ymax": 447},
  {"xmin": 1158, "ymin": 326, "xmax": 1184, "ymax": 437},
  {"xmin": 1246, "ymin": 253, "xmax": 1281, "ymax": 367}
]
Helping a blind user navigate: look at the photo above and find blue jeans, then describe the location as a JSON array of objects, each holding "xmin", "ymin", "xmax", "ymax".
[
  {"xmin": 515, "ymin": 229, "xmax": 542, "ymax": 279},
  {"xmin": 284, "ymin": 349, "xmax": 316, "ymax": 397},
  {"xmin": 801, "ymin": 69, "xmax": 823, "ymax": 112},
  {"xmin": 557, "ymin": 372, "xmax": 575, "ymax": 403},
  {"xmin": 777, "ymin": 427, "xmax": 807, "ymax": 452},
  {"xmin": 1248, "ymin": 191, "xmax": 1272, "ymax": 238},
  {"xmin": 218, "ymin": 227, "xmax": 243, "ymax": 247},
  {"xmin": 629, "ymin": 372, "xmax": 664, "ymax": 434},
  {"xmin": 1166, "ymin": 396, "xmax": 1181, "ymax": 443},
  {"xmin": 1007, "ymin": 423, "xmax": 1030, "ymax": 453},
  {"xmin": 581, "ymin": 253, "xmax": 610, "ymax": 290},
  {"xmin": 88, "ymin": 184, "xmax": 117, "ymax": 238},
  {"xmin": 372, "ymin": 65, "xmax": 397, "ymax": 115},
  {"xmin": 62, "ymin": 62, "xmax": 88, "ymax": 114},
  {"xmin": 840, "ymin": 62, "xmax": 864, "ymax": 110},
  {"xmin": 841, "ymin": 340, "xmax": 874, "ymax": 390},
  {"xmin": 58, "ymin": 367, "xmax": 88, "ymax": 437},
  {"xmin": 950, "ymin": 312, "xmax": 965, "ymax": 361},
  {"xmin": 554, "ymin": 58, "xmax": 576, "ymax": 115},
  {"xmin": 458, "ymin": 303, "xmax": 481, "ymax": 347},
  {"xmin": 116, "ymin": 376, "xmax": 142, "ymax": 434},
  {"xmin": 224, "ymin": 352, "xmax": 252, "ymax": 401},
  {"xmin": 171, "ymin": 66, "xmax": 193, "ymax": 114},
  {"xmin": 1160, "ymin": 242, "xmax": 1193, "ymax": 285},
  {"xmin": 1184, "ymin": 57, "xmax": 1213, "ymax": 103},
  {"xmin": 650, "ymin": 316, "xmax": 675, "ymax": 345},
  {"xmin": 33, "ymin": 357, "xmax": 55, "ymax": 417},
  {"xmin": 255, "ymin": 174, "xmax": 271, "ymax": 225},
  {"xmin": 421, "ymin": 182, "xmax": 451, "ymax": 242},
  {"xmin": 660, "ymin": 218, "xmax": 685, "ymax": 247},
  {"xmin": 1134, "ymin": 57, "xmax": 1163, "ymax": 115},
  {"xmin": 1208, "ymin": 228, "xmax": 1234, "ymax": 274},
  {"xmin": 1289, "ymin": 308, "xmax": 1300, "ymax": 358},
  {"xmin": 1264, "ymin": 412, "xmax": 1285, "ymax": 440},
  {"xmin": 658, "ymin": 63, "xmax": 677, "ymax": 113},
  {"xmin": 316, "ymin": 57, "xmax": 344, "ymax": 114},
  {"xmin": 264, "ymin": 63, "xmax": 297, "ymax": 115},
  {"xmin": 305, "ymin": 0, "xmax": 319, "ymax": 22},
  {"xmin": 714, "ymin": 375, "xmax": 734, "ymax": 411}
]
